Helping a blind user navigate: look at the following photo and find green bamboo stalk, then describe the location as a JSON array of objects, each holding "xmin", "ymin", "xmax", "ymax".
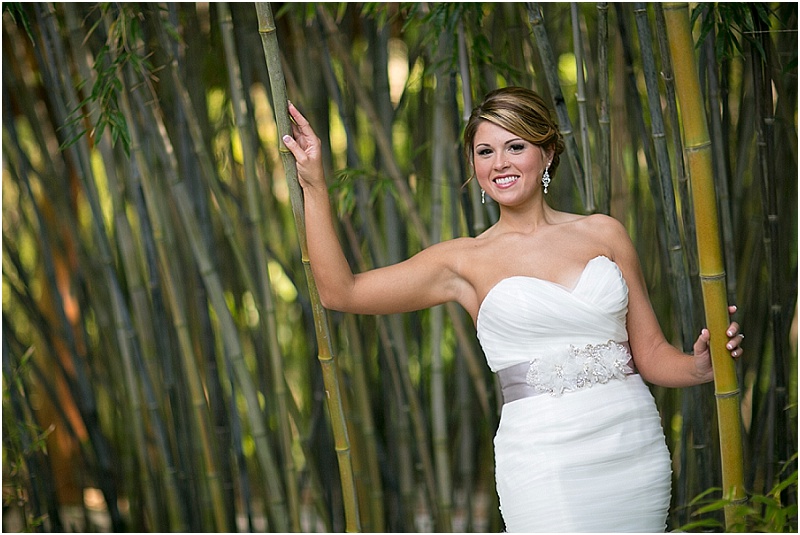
[
  {"xmin": 217, "ymin": 4, "xmax": 302, "ymax": 531},
  {"xmin": 132, "ymin": 70, "xmax": 294, "ymax": 532},
  {"xmin": 457, "ymin": 16, "xmax": 488, "ymax": 235},
  {"xmin": 749, "ymin": 6, "xmax": 789, "ymax": 493},
  {"xmin": 635, "ymin": 8, "xmax": 715, "ymax": 525},
  {"xmin": 652, "ymin": 8, "xmax": 716, "ymax": 522},
  {"xmin": 314, "ymin": 27, "xmax": 424, "ymax": 529},
  {"xmin": 118, "ymin": 67, "xmax": 229, "ymax": 534},
  {"xmin": 64, "ymin": 6, "xmax": 185, "ymax": 528},
  {"xmin": 145, "ymin": 13, "xmax": 295, "ymax": 527},
  {"xmin": 526, "ymin": 2, "xmax": 590, "ymax": 210},
  {"xmin": 700, "ymin": 14, "xmax": 738, "ymax": 304},
  {"xmin": 654, "ymin": 4, "xmax": 699, "ymax": 295},
  {"xmin": 315, "ymin": 11, "xmax": 413, "ymax": 528},
  {"xmin": 663, "ymin": 4, "xmax": 746, "ymax": 527},
  {"xmin": 32, "ymin": 5, "xmax": 137, "ymax": 529},
  {"xmin": 633, "ymin": 3, "xmax": 695, "ymax": 351},
  {"xmin": 596, "ymin": 2, "xmax": 611, "ymax": 215},
  {"xmin": 316, "ymin": 6, "xmax": 431, "ymax": 249},
  {"xmin": 254, "ymin": 3, "xmax": 361, "ymax": 531},
  {"xmin": 571, "ymin": 3, "xmax": 594, "ymax": 212},
  {"xmin": 342, "ymin": 312, "xmax": 384, "ymax": 531},
  {"xmin": 430, "ymin": 36, "xmax": 453, "ymax": 530}
]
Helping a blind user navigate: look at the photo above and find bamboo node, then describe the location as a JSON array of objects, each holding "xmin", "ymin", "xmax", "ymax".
[
  {"xmin": 258, "ymin": 26, "xmax": 277, "ymax": 35},
  {"xmin": 685, "ymin": 141, "xmax": 712, "ymax": 153},
  {"xmin": 716, "ymin": 389, "xmax": 740, "ymax": 399}
]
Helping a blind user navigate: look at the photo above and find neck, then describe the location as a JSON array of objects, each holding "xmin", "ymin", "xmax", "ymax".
[{"xmin": 495, "ymin": 198, "xmax": 554, "ymax": 234}]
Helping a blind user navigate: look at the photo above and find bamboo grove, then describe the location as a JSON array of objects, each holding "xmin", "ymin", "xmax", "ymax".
[{"xmin": 2, "ymin": 2, "xmax": 797, "ymax": 532}]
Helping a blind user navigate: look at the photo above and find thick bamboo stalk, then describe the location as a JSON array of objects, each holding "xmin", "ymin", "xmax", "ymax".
[
  {"xmin": 254, "ymin": 3, "xmax": 361, "ymax": 531},
  {"xmin": 663, "ymin": 3, "xmax": 746, "ymax": 527}
]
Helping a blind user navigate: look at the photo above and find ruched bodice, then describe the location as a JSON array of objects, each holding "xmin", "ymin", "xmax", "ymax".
[
  {"xmin": 477, "ymin": 255, "xmax": 629, "ymax": 372},
  {"xmin": 475, "ymin": 255, "xmax": 671, "ymax": 532}
]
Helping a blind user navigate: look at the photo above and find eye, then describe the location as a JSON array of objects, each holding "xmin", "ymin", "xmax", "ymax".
[
  {"xmin": 508, "ymin": 143, "xmax": 525, "ymax": 153},
  {"xmin": 476, "ymin": 148, "xmax": 493, "ymax": 157}
]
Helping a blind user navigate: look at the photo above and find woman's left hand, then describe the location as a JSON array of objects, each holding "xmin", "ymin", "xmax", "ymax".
[{"xmin": 693, "ymin": 305, "xmax": 743, "ymax": 382}]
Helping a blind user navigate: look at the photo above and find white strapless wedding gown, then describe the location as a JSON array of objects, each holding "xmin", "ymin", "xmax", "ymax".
[{"xmin": 477, "ymin": 256, "xmax": 672, "ymax": 532}]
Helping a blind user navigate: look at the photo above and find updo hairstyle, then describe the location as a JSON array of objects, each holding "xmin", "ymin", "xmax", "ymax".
[{"xmin": 464, "ymin": 87, "xmax": 565, "ymax": 176}]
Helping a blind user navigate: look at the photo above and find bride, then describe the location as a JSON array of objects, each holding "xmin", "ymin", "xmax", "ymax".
[{"xmin": 282, "ymin": 86, "xmax": 743, "ymax": 532}]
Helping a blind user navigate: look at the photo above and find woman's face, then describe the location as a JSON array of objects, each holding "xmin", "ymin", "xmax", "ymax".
[{"xmin": 472, "ymin": 121, "xmax": 551, "ymax": 207}]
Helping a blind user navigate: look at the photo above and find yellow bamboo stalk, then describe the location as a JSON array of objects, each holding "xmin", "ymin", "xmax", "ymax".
[
  {"xmin": 662, "ymin": 3, "xmax": 746, "ymax": 527},
  {"xmin": 254, "ymin": 3, "xmax": 361, "ymax": 532}
]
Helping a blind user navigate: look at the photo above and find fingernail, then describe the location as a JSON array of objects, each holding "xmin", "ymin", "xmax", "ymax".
[
  {"xmin": 727, "ymin": 331, "xmax": 733, "ymax": 336},
  {"xmin": 727, "ymin": 343, "xmax": 733, "ymax": 350},
  {"xmin": 282, "ymin": 135, "xmax": 291, "ymax": 143}
]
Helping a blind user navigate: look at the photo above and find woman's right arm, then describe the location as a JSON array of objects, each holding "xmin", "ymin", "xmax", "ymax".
[{"xmin": 282, "ymin": 102, "xmax": 467, "ymax": 315}]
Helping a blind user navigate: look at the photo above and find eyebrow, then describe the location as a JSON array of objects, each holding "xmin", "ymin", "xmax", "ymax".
[{"xmin": 475, "ymin": 138, "xmax": 525, "ymax": 148}]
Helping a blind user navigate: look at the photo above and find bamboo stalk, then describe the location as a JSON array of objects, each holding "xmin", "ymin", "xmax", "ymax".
[
  {"xmin": 749, "ymin": 5, "xmax": 789, "ymax": 495},
  {"xmin": 64, "ymin": 6, "xmax": 186, "ymax": 528},
  {"xmin": 218, "ymin": 3, "xmax": 302, "ymax": 531},
  {"xmin": 633, "ymin": 3, "xmax": 695, "ymax": 352},
  {"xmin": 596, "ymin": 2, "xmax": 611, "ymax": 215},
  {"xmin": 430, "ymin": 38, "xmax": 453, "ymax": 529},
  {"xmin": 526, "ymin": 2, "xmax": 590, "ymax": 210},
  {"xmin": 571, "ymin": 3, "xmax": 595, "ymax": 212},
  {"xmin": 663, "ymin": 4, "xmax": 746, "ymax": 527},
  {"xmin": 118, "ymin": 69, "xmax": 230, "ymax": 534},
  {"xmin": 701, "ymin": 14, "xmax": 738, "ymax": 305},
  {"xmin": 254, "ymin": 3, "xmax": 361, "ymax": 531},
  {"xmin": 457, "ymin": 16, "xmax": 488, "ymax": 235},
  {"xmin": 653, "ymin": 4, "xmax": 700, "ymax": 299},
  {"xmin": 635, "ymin": 8, "xmax": 716, "ymax": 525}
]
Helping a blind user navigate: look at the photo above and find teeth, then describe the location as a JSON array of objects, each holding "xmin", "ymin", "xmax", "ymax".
[{"xmin": 495, "ymin": 175, "xmax": 519, "ymax": 185}]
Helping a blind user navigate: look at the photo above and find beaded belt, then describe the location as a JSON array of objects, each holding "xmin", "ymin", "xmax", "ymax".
[{"xmin": 496, "ymin": 341, "xmax": 635, "ymax": 404}]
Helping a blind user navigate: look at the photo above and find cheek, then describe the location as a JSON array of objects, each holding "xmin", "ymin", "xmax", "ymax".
[{"xmin": 474, "ymin": 159, "xmax": 492, "ymax": 180}]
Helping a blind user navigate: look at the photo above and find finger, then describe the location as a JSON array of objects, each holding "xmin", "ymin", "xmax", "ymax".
[
  {"xmin": 282, "ymin": 134, "xmax": 301, "ymax": 157},
  {"xmin": 728, "ymin": 304, "xmax": 738, "ymax": 315},
  {"xmin": 287, "ymin": 101, "xmax": 311, "ymax": 129},
  {"xmin": 726, "ymin": 322, "xmax": 740, "ymax": 337},
  {"xmin": 694, "ymin": 328, "xmax": 710, "ymax": 353},
  {"xmin": 726, "ymin": 332, "xmax": 745, "ymax": 350}
]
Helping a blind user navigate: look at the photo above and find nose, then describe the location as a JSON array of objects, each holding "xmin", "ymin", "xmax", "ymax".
[{"xmin": 493, "ymin": 155, "xmax": 509, "ymax": 170}]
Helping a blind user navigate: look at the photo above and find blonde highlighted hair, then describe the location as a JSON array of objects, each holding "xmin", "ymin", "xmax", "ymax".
[{"xmin": 464, "ymin": 87, "xmax": 565, "ymax": 176}]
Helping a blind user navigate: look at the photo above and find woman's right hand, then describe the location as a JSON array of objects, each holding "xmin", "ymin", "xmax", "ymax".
[{"xmin": 282, "ymin": 102, "xmax": 326, "ymax": 193}]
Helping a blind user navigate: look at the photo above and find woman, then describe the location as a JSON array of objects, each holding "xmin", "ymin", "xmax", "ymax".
[{"xmin": 282, "ymin": 87, "xmax": 743, "ymax": 532}]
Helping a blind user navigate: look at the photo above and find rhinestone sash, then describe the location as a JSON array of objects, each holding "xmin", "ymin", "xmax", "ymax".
[{"xmin": 496, "ymin": 341, "xmax": 635, "ymax": 404}]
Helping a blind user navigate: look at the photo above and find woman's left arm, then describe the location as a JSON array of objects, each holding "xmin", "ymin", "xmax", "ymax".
[{"xmin": 607, "ymin": 218, "xmax": 743, "ymax": 387}]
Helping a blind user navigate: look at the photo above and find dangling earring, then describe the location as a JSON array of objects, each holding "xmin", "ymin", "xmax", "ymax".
[
  {"xmin": 542, "ymin": 166, "xmax": 551, "ymax": 194},
  {"xmin": 481, "ymin": 189, "xmax": 486, "ymax": 204}
]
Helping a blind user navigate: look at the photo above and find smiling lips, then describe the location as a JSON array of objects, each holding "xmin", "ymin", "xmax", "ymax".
[{"xmin": 494, "ymin": 175, "xmax": 520, "ymax": 187}]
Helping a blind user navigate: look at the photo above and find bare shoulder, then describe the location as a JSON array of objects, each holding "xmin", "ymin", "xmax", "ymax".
[{"xmin": 573, "ymin": 213, "xmax": 632, "ymax": 246}]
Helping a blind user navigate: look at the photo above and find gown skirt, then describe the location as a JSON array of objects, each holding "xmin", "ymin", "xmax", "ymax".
[
  {"xmin": 493, "ymin": 375, "xmax": 672, "ymax": 532},
  {"xmin": 477, "ymin": 256, "xmax": 673, "ymax": 532}
]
